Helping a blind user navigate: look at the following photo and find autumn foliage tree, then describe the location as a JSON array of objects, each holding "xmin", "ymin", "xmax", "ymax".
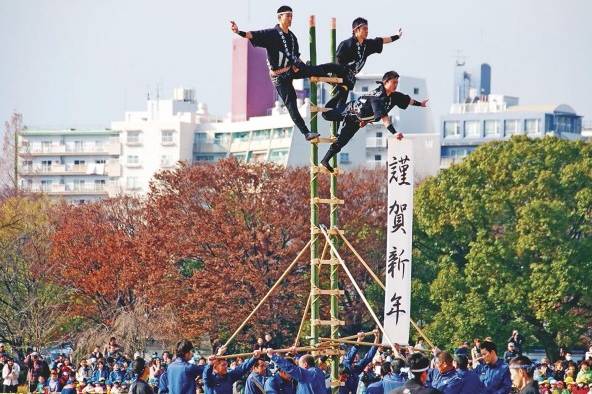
[{"xmin": 50, "ymin": 159, "xmax": 392, "ymax": 349}]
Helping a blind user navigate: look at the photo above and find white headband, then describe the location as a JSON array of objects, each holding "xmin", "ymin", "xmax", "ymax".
[
  {"xmin": 277, "ymin": 11, "xmax": 293, "ymax": 16},
  {"xmin": 352, "ymin": 23, "xmax": 368, "ymax": 31},
  {"xmin": 410, "ymin": 367, "xmax": 429, "ymax": 373}
]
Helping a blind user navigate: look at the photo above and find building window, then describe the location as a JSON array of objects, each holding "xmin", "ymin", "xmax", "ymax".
[
  {"xmin": 127, "ymin": 155, "xmax": 140, "ymax": 166},
  {"xmin": 252, "ymin": 130, "xmax": 271, "ymax": 140},
  {"xmin": 161, "ymin": 130, "xmax": 175, "ymax": 144},
  {"xmin": 194, "ymin": 154, "xmax": 216, "ymax": 162},
  {"xmin": 126, "ymin": 177, "xmax": 139, "ymax": 190},
  {"xmin": 525, "ymin": 119, "xmax": 540, "ymax": 134},
  {"xmin": 272, "ymin": 128, "xmax": 292, "ymax": 139},
  {"xmin": 361, "ymin": 86, "xmax": 369, "ymax": 92},
  {"xmin": 443, "ymin": 121, "xmax": 460, "ymax": 138},
  {"xmin": 127, "ymin": 130, "xmax": 141, "ymax": 144},
  {"xmin": 41, "ymin": 160, "xmax": 52, "ymax": 172},
  {"xmin": 161, "ymin": 155, "xmax": 172, "ymax": 167},
  {"xmin": 269, "ymin": 148, "xmax": 289, "ymax": 163},
  {"xmin": 22, "ymin": 160, "xmax": 33, "ymax": 171},
  {"xmin": 94, "ymin": 179, "xmax": 106, "ymax": 191},
  {"xmin": 74, "ymin": 140, "xmax": 84, "ymax": 152},
  {"xmin": 376, "ymin": 132, "xmax": 383, "ymax": 138},
  {"xmin": 504, "ymin": 119, "xmax": 520, "ymax": 135},
  {"xmin": 231, "ymin": 152, "xmax": 247, "ymax": 161},
  {"xmin": 73, "ymin": 179, "xmax": 85, "ymax": 192},
  {"xmin": 340, "ymin": 152, "xmax": 350, "ymax": 164},
  {"xmin": 413, "ymin": 87, "xmax": 420, "ymax": 95},
  {"xmin": 374, "ymin": 154, "xmax": 382, "ymax": 161},
  {"xmin": 95, "ymin": 140, "xmax": 105, "ymax": 151},
  {"xmin": 40, "ymin": 179, "xmax": 53, "ymax": 192},
  {"xmin": 464, "ymin": 121, "xmax": 480, "ymax": 138},
  {"xmin": 95, "ymin": 159, "xmax": 106, "ymax": 164},
  {"xmin": 233, "ymin": 132, "xmax": 250, "ymax": 142},
  {"xmin": 484, "ymin": 120, "xmax": 500, "ymax": 137}
]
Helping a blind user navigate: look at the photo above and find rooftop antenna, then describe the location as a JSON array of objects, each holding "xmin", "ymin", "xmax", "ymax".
[{"xmin": 453, "ymin": 50, "xmax": 467, "ymax": 67}]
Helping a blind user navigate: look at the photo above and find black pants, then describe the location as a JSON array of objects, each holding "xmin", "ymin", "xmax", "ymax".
[
  {"xmin": 272, "ymin": 62, "xmax": 347, "ymax": 135},
  {"xmin": 323, "ymin": 68, "xmax": 356, "ymax": 119},
  {"xmin": 3, "ymin": 384, "xmax": 18, "ymax": 393},
  {"xmin": 321, "ymin": 113, "xmax": 361, "ymax": 163}
]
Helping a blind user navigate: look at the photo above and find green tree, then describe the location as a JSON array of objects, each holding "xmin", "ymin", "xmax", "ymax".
[{"xmin": 413, "ymin": 136, "xmax": 592, "ymax": 358}]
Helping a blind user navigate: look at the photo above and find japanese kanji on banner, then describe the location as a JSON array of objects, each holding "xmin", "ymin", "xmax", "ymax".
[{"xmin": 384, "ymin": 138, "xmax": 413, "ymax": 345}]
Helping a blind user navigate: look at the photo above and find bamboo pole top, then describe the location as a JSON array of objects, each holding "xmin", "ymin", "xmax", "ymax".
[
  {"xmin": 309, "ymin": 15, "xmax": 315, "ymax": 27},
  {"xmin": 331, "ymin": 18, "xmax": 336, "ymax": 29}
]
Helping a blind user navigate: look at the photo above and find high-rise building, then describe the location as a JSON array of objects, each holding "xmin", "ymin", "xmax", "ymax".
[
  {"xmin": 17, "ymin": 128, "xmax": 121, "ymax": 204},
  {"xmin": 230, "ymin": 37, "xmax": 276, "ymax": 121}
]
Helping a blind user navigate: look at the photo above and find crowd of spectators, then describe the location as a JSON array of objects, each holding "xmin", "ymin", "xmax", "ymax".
[{"xmin": 1, "ymin": 330, "xmax": 592, "ymax": 394}]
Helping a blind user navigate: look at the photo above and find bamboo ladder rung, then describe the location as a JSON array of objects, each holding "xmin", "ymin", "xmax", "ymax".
[
  {"xmin": 313, "ymin": 197, "xmax": 344, "ymax": 205},
  {"xmin": 310, "ymin": 105, "xmax": 331, "ymax": 113},
  {"xmin": 330, "ymin": 381, "xmax": 346, "ymax": 388},
  {"xmin": 311, "ymin": 165, "xmax": 341, "ymax": 175},
  {"xmin": 311, "ymin": 319, "xmax": 345, "ymax": 326},
  {"xmin": 310, "ymin": 136, "xmax": 337, "ymax": 144},
  {"xmin": 310, "ymin": 76, "xmax": 344, "ymax": 84},
  {"xmin": 311, "ymin": 226, "xmax": 342, "ymax": 235},
  {"xmin": 312, "ymin": 288, "xmax": 345, "ymax": 296},
  {"xmin": 311, "ymin": 258, "xmax": 338, "ymax": 266}
]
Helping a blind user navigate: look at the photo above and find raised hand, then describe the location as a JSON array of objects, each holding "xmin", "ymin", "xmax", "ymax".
[{"xmin": 230, "ymin": 21, "xmax": 239, "ymax": 34}]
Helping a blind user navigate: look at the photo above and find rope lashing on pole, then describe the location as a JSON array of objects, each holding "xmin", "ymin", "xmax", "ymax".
[{"xmin": 318, "ymin": 224, "xmax": 401, "ymax": 359}]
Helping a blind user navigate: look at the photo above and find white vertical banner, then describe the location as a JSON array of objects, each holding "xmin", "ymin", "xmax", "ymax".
[{"xmin": 384, "ymin": 138, "xmax": 414, "ymax": 345}]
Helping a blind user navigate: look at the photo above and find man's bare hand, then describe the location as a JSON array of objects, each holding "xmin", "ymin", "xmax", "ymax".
[
  {"xmin": 253, "ymin": 349, "xmax": 262, "ymax": 358},
  {"xmin": 208, "ymin": 355, "xmax": 217, "ymax": 364},
  {"xmin": 357, "ymin": 332, "xmax": 365, "ymax": 343},
  {"xmin": 395, "ymin": 132, "xmax": 404, "ymax": 140},
  {"xmin": 217, "ymin": 345, "xmax": 227, "ymax": 356},
  {"xmin": 230, "ymin": 21, "xmax": 239, "ymax": 34},
  {"xmin": 420, "ymin": 99, "xmax": 429, "ymax": 107}
]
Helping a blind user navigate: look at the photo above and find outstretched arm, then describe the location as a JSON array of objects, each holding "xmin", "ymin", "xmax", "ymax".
[
  {"xmin": 230, "ymin": 21, "xmax": 253, "ymax": 39},
  {"xmin": 409, "ymin": 97, "xmax": 429, "ymax": 107},
  {"xmin": 382, "ymin": 116, "xmax": 403, "ymax": 140},
  {"xmin": 382, "ymin": 28, "xmax": 403, "ymax": 44}
]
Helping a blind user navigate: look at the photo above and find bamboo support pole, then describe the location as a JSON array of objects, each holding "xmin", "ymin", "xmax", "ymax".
[
  {"xmin": 222, "ymin": 240, "xmax": 311, "ymax": 348},
  {"xmin": 328, "ymin": 16, "xmax": 340, "ymax": 394},
  {"xmin": 309, "ymin": 14, "xmax": 320, "ymax": 348},
  {"xmin": 215, "ymin": 343, "xmax": 337, "ymax": 360},
  {"xmin": 318, "ymin": 225, "xmax": 400, "ymax": 358},
  {"xmin": 337, "ymin": 232, "xmax": 437, "ymax": 350}
]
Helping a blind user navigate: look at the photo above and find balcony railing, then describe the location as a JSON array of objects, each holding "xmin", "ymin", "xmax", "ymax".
[
  {"xmin": 22, "ymin": 183, "xmax": 109, "ymax": 195},
  {"xmin": 19, "ymin": 143, "xmax": 120, "ymax": 156},
  {"xmin": 19, "ymin": 163, "xmax": 114, "ymax": 176}
]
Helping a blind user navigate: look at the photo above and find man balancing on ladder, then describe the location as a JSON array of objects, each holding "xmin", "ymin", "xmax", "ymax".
[
  {"xmin": 320, "ymin": 70, "xmax": 428, "ymax": 173},
  {"xmin": 230, "ymin": 5, "xmax": 347, "ymax": 141},
  {"xmin": 323, "ymin": 17, "xmax": 403, "ymax": 114}
]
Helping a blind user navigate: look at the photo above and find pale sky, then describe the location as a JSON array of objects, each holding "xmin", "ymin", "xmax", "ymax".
[{"xmin": 1, "ymin": 0, "xmax": 591, "ymax": 131}]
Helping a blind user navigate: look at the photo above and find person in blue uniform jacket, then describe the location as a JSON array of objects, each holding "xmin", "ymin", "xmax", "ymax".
[
  {"xmin": 245, "ymin": 358, "xmax": 268, "ymax": 394},
  {"xmin": 230, "ymin": 6, "xmax": 347, "ymax": 142},
  {"xmin": 366, "ymin": 359, "xmax": 406, "ymax": 394},
  {"xmin": 266, "ymin": 347, "xmax": 326, "ymax": 394},
  {"xmin": 264, "ymin": 357, "xmax": 298, "ymax": 394},
  {"xmin": 325, "ymin": 17, "xmax": 403, "ymax": 111},
  {"xmin": 341, "ymin": 330, "xmax": 380, "ymax": 394},
  {"xmin": 392, "ymin": 353, "xmax": 442, "ymax": 394},
  {"xmin": 453, "ymin": 354, "xmax": 484, "ymax": 394},
  {"xmin": 203, "ymin": 346, "xmax": 260, "ymax": 394},
  {"xmin": 319, "ymin": 70, "xmax": 429, "ymax": 173},
  {"xmin": 167, "ymin": 340, "xmax": 207, "ymax": 394},
  {"xmin": 429, "ymin": 352, "xmax": 463, "ymax": 394},
  {"xmin": 473, "ymin": 341, "xmax": 512, "ymax": 394}
]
